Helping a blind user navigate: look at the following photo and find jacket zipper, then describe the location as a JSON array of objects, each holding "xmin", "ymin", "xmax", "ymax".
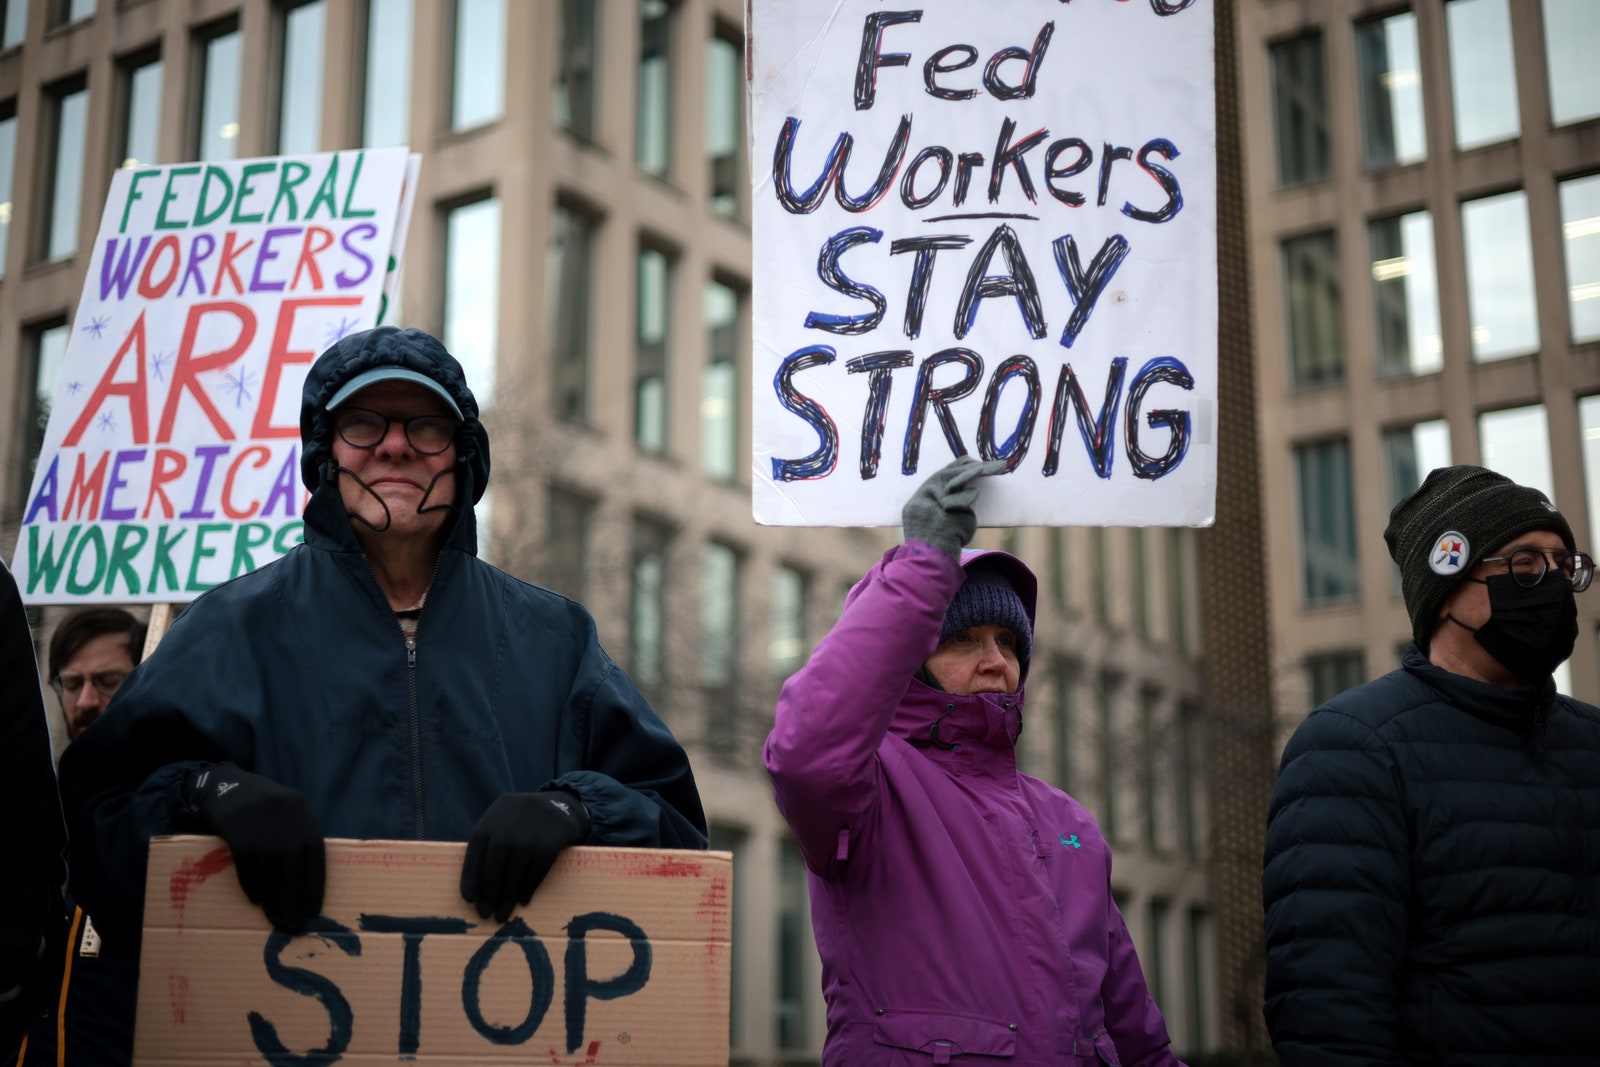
[{"xmin": 406, "ymin": 630, "xmax": 424, "ymax": 838}]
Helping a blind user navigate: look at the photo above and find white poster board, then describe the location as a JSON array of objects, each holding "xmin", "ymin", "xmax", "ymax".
[
  {"xmin": 13, "ymin": 148, "xmax": 418, "ymax": 603},
  {"xmin": 750, "ymin": 0, "xmax": 1216, "ymax": 527}
]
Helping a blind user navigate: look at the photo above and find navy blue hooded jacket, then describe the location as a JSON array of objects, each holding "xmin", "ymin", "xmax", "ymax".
[{"xmin": 58, "ymin": 327, "xmax": 708, "ymax": 954}]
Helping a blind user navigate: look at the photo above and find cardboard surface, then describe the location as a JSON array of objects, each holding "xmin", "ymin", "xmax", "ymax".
[{"xmin": 137, "ymin": 836, "xmax": 731, "ymax": 1065}]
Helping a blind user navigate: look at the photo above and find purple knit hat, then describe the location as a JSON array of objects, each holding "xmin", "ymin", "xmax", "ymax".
[{"xmin": 940, "ymin": 560, "xmax": 1033, "ymax": 673}]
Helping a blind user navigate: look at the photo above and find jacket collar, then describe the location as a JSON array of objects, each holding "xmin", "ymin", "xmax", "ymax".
[
  {"xmin": 890, "ymin": 677, "xmax": 1025, "ymax": 755},
  {"xmin": 1402, "ymin": 641, "xmax": 1556, "ymax": 730}
]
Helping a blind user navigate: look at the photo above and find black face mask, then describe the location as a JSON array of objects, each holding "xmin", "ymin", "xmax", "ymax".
[{"xmin": 1453, "ymin": 572, "xmax": 1578, "ymax": 681}]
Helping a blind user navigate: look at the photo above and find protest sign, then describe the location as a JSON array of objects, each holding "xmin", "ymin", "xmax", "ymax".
[
  {"xmin": 13, "ymin": 148, "xmax": 417, "ymax": 603},
  {"xmin": 137, "ymin": 836, "xmax": 732, "ymax": 1066},
  {"xmin": 750, "ymin": 0, "xmax": 1215, "ymax": 527}
]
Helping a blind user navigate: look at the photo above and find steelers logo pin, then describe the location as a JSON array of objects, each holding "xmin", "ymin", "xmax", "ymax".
[{"xmin": 1429, "ymin": 531, "xmax": 1469, "ymax": 575}]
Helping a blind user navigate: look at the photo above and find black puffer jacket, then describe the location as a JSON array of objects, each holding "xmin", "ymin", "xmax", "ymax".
[{"xmin": 1263, "ymin": 644, "xmax": 1600, "ymax": 1066}]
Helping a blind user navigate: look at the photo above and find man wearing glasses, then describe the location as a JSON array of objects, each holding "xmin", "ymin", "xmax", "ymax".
[
  {"xmin": 1263, "ymin": 465, "xmax": 1600, "ymax": 1066},
  {"xmin": 56, "ymin": 326, "xmax": 707, "ymax": 1011},
  {"xmin": 47, "ymin": 608, "xmax": 145, "ymax": 740}
]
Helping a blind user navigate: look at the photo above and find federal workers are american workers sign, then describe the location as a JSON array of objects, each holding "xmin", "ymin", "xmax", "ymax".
[
  {"xmin": 749, "ymin": 0, "xmax": 1216, "ymax": 527},
  {"xmin": 14, "ymin": 147, "xmax": 417, "ymax": 603}
]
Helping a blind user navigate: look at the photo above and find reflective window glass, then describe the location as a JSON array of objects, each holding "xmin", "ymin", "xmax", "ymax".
[
  {"xmin": 770, "ymin": 564, "xmax": 806, "ymax": 677},
  {"xmin": 1356, "ymin": 11, "xmax": 1425, "ymax": 169},
  {"xmin": 3, "ymin": 1, "xmax": 25, "ymax": 47},
  {"xmin": 1577, "ymin": 395, "xmax": 1600, "ymax": 555},
  {"xmin": 1271, "ymin": 33, "xmax": 1329, "ymax": 187},
  {"xmin": 0, "ymin": 105, "xmax": 15, "ymax": 276},
  {"xmin": 1307, "ymin": 651, "xmax": 1364, "ymax": 707},
  {"xmin": 119, "ymin": 57, "xmax": 161, "ymax": 170},
  {"xmin": 1384, "ymin": 419, "xmax": 1451, "ymax": 507},
  {"xmin": 543, "ymin": 487, "xmax": 593, "ymax": 603},
  {"xmin": 443, "ymin": 197, "xmax": 501, "ymax": 406},
  {"xmin": 1543, "ymin": 0, "xmax": 1599, "ymax": 127},
  {"xmin": 1560, "ymin": 174, "xmax": 1600, "ymax": 344},
  {"xmin": 702, "ymin": 279, "xmax": 739, "ymax": 479},
  {"xmin": 637, "ymin": 0, "xmax": 673, "ymax": 176},
  {"xmin": 198, "ymin": 28, "xmax": 241, "ymax": 162},
  {"xmin": 278, "ymin": 1, "xmax": 324, "ymax": 155},
  {"xmin": 363, "ymin": 0, "xmax": 413, "ymax": 147},
  {"xmin": 701, "ymin": 543, "xmax": 739, "ymax": 687},
  {"xmin": 452, "ymin": 0, "xmax": 504, "ymax": 130},
  {"xmin": 1447, "ymin": 0, "xmax": 1519, "ymax": 149},
  {"xmin": 23, "ymin": 323, "xmax": 70, "ymax": 503},
  {"xmin": 630, "ymin": 519, "xmax": 672, "ymax": 690},
  {"xmin": 636, "ymin": 246, "xmax": 671, "ymax": 453},
  {"xmin": 1296, "ymin": 438, "xmax": 1359, "ymax": 602},
  {"xmin": 547, "ymin": 203, "xmax": 595, "ymax": 421},
  {"xmin": 1462, "ymin": 190, "xmax": 1539, "ymax": 361},
  {"xmin": 555, "ymin": 0, "xmax": 596, "ymax": 137},
  {"xmin": 1370, "ymin": 211, "xmax": 1441, "ymax": 376},
  {"xmin": 1283, "ymin": 231, "xmax": 1343, "ymax": 389},
  {"xmin": 44, "ymin": 82, "xmax": 87, "ymax": 261},
  {"xmin": 707, "ymin": 29, "xmax": 742, "ymax": 214},
  {"xmin": 1479, "ymin": 404, "xmax": 1553, "ymax": 500}
]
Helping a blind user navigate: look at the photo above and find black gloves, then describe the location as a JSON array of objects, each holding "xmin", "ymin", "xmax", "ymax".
[
  {"xmin": 461, "ymin": 790, "xmax": 591, "ymax": 922},
  {"xmin": 901, "ymin": 456, "xmax": 1007, "ymax": 559},
  {"xmin": 184, "ymin": 762, "xmax": 325, "ymax": 933}
]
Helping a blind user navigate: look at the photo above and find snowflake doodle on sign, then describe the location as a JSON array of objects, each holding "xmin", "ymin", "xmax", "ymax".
[
  {"xmin": 96, "ymin": 411, "xmax": 117, "ymax": 432},
  {"xmin": 222, "ymin": 367, "xmax": 257, "ymax": 408},
  {"xmin": 83, "ymin": 316, "xmax": 112, "ymax": 340},
  {"xmin": 326, "ymin": 316, "xmax": 360, "ymax": 348},
  {"xmin": 151, "ymin": 351, "xmax": 173, "ymax": 382},
  {"xmin": 66, "ymin": 381, "xmax": 83, "ymax": 396}
]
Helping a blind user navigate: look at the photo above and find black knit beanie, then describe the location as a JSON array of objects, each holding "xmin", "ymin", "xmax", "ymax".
[
  {"xmin": 940, "ymin": 562, "xmax": 1033, "ymax": 674},
  {"xmin": 1384, "ymin": 465, "xmax": 1575, "ymax": 650}
]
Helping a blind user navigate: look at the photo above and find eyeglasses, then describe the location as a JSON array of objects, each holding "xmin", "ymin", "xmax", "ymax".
[
  {"xmin": 1478, "ymin": 547, "xmax": 1595, "ymax": 592},
  {"xmin": 49, "ymin": 670, "xmax": 128, "ymax": 700},
  {"xmin": 334, "ymin": 408, "xmax": 460, "ymax": 455}
]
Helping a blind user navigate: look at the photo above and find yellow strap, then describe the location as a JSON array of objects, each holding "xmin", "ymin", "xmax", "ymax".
[{"xmin": 54, "ymin": 907, "xmax": 84, "ymax": 1067}]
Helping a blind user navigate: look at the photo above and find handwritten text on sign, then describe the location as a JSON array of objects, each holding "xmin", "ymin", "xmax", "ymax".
[
  {"xmin": 750, "ymin": 1, "xmax": 1216, "ymax": 526},
  {"xmin": 15, "ymin": 149, "xmax": 414, "ymax": 604},
  {"xmin": 138, "ymin": 838, "xmax": 732, "ymax": 1066}
]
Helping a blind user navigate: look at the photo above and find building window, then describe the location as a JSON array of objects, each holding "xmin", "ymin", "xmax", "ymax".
[
  {"xmin": 117, "ymin": 52, "xmax": 162, "ymax": 171},
  {"xmin": 703, "ymin": 278, "xmax": 739, "ymax": 480},
  {"xmin": 21, "ymin": 321, "xmax": 70, "ymax": 507},
  {"xmin": 2, "ymin": 1, "xmax": 24, "ymax": 47},
  {"xmin": 1089, "ymin": 527, "xmax": 1109, "ymax": 622},
  {"xmin": 452, "ymin": 0, "xmax": 504, "ymax": 131},
  {"xmin": 1560, "ymin": 174, "xmax": 1600, "ymax": 345},
  {"xmin": 1462, "ymin": 190, "xmax": 1539, "ymax": 362},
  {"xmin": 1296, "ymin": 438, "xmax": 1359, "ymax": 603},
  {"xmin": 770, "ymin": 564, "xmax": 807, "ymax": 677},
  {"xmin": 1053, "ymin": 660, "xmax": 1077, "ymax": 793},
  {"xmin": 196, "ymin": 24, "xmax": 242, "ymax": 162},
  {"xmin": 1166, "ymin": 528, "xmax": 1190, "ymax": 654},
  {"xmin": 1355, "ymin": 11, "xmax": 1425, "ymax": 170},
  {"xmin": 637, "ymin": 0, "xmax": 673, "ymax": 177},
  {"xmin": 1577, "ymin": 396, "xmax": 1600, "ymax": 548},
  {"xmin": 1480, "ymin": 404, "xmax": 1554, "ymax": 500},
  {"xmin": 1447, "ymin": 0, "xmax": 1519, "ymax": 150},
  {"xmin": 0, "ymin": 102, "xmax": 15, "ymax": 277},
  {"xmin": 1098, "ymin": 671, "xmax": 1121, "ymax": 843},
  {"xmin": 702, "ymin": 542, "xmax": 740, "ymax": 753},
  {"xmin": 707, "ymin": 25, "xmax": 742, "ymax": 214},
  {"xmin": 1306, "ymin": 650, "xmax": 1365, "ymax": 708},
  {"xmin": 636, "ymin": 244, "xmax": 672, "ymax": 454},
  {"xmin": 1370, "ymin": 210, "xmax": 1441, "ymax": 377},
  {"xmin": 443, "ymin": 196, "xmax": 501, "ymax": 406},
  {"xmin": 1270, "ymin": 33, "xmax": 1329, "ymax": 188},
  {"xmin": 543, "ymin": 486, "xmax": 592, "ymax": 604},
  {"xmin": 1175, "ymin": 701, "xmax": 1199, "ymax": 856},
  {"xmin": 52, "ymin": 0, "xmax": 92, "ymax": 28},
  {"xmin": 1383, "ymin": 420, "xmax": 1451, "ymax": 508},
  {"xmin": 555, "ymin": 0, "xmax": 597, "ymax": 139},
  {"xmin": 776, "ymin": 837, "xmax": 811, "ymax": 1051},
  {"xmin": 360, "ymin": 0, "xmax": 412, "ymax": 148},
  {"xmin": 276, "ymin": 0, "xmax": 324, "ymax": 154},
  {"xmin": 1186, "ymin": 908, "xmax": 1213, "ymax": 1051},
  {"xmin": 1283, "ymin": 230, "xmax": 1343, "ymax": 389},
  {"xmin": 1543, "ymin": 0, "xmax": 1599, "ymax": 127},
  {"xmin": 362, "ymin": 0, "xmax": 413, "ymax": 148},
  {"xmin": 1140, "ymin": 687, "xmax": 1160, "ymax": 849},
  {"xmin": 1147, "ymin": 899, "xmax": 1171, "ymax": 1009},
  {"xmin": 630, "ymin": 517, "xmax": 672, "ymax": 693},
  {"xmin": 41, "ymin": 78, "xmax": 88, "ymax": 263},
  {"xmin": 548, "ymin": 201, "xmax": 596, "ymax": 422}
]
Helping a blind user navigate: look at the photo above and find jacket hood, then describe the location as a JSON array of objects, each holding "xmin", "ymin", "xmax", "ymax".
[{"xmin": 299, "ymin": 326, "xmax": 491, "ymax": 506}]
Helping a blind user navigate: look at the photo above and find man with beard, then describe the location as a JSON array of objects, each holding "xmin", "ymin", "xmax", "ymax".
[{"xmin": 1263, "ymin": 465, "xmax": 1600, "ymax": 1065}]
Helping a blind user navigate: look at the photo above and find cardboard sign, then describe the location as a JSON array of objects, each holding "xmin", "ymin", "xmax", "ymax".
[
  {"xmin": 137, "ymin": 837, "xmax": 732, "ymax": 1066},
  {"xmin": 13, "ymin": 148, "xmax": 418, "ymax": 604},
  {"xmin": 750, "ymin": 0, "xmax": 1217, "ymax": 527}
]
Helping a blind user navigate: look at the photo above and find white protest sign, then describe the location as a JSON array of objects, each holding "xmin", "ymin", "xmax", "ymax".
[
  {"xmin": 13, "ymin": 148, "xmax": 418, "ymax": 603},
  {"xmin": 750, "ymin": 0, "xmax": 1215, "ymax": 527}
]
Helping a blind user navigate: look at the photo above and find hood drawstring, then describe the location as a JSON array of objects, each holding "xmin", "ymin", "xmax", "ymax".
[{"xmin": 929, "ymin": 704, "xmax": 959, "ymax": 750}]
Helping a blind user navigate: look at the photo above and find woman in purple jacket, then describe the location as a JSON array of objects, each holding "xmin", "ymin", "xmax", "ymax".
[{"xmin": 765, "ymin": 458, "xmax": 1183, "ymax": 1066}]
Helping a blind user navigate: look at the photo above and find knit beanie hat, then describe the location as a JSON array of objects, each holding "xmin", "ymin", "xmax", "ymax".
[
  {"xmin": 940, "ymin": 561, "xmax": 1033, "ymax": 673},
  {"xmin": 1384, "ymin": 464, "xmax": 1575, "ymax": 650}
]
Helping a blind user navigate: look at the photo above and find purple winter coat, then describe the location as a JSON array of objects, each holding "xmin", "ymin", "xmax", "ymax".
[{"xmin": 765, "ymin": 541, "xmax": 1181, "ymax": 1066}]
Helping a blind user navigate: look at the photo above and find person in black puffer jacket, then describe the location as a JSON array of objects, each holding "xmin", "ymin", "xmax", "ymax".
[{"xmin": 1263, "ymin": 465, "xmax": 1600, "ymax": 1066}]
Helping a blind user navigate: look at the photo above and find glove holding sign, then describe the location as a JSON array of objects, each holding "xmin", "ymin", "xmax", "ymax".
[
  {"xmin": 460, "ymin": 790, "xmax": 592, "ymax": 922},
  {"xmin": 183, "ymin": 762, "xmax": 325, "ymax": 933},
  {"xmin": 901, "ymin": 457, "xmax": 1008, "ymax": 560}
]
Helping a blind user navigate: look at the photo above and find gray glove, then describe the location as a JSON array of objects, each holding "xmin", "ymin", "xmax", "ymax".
[{"xmin": 901, "ymin": 457, "xmax": 1006, "ymax": 559}]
